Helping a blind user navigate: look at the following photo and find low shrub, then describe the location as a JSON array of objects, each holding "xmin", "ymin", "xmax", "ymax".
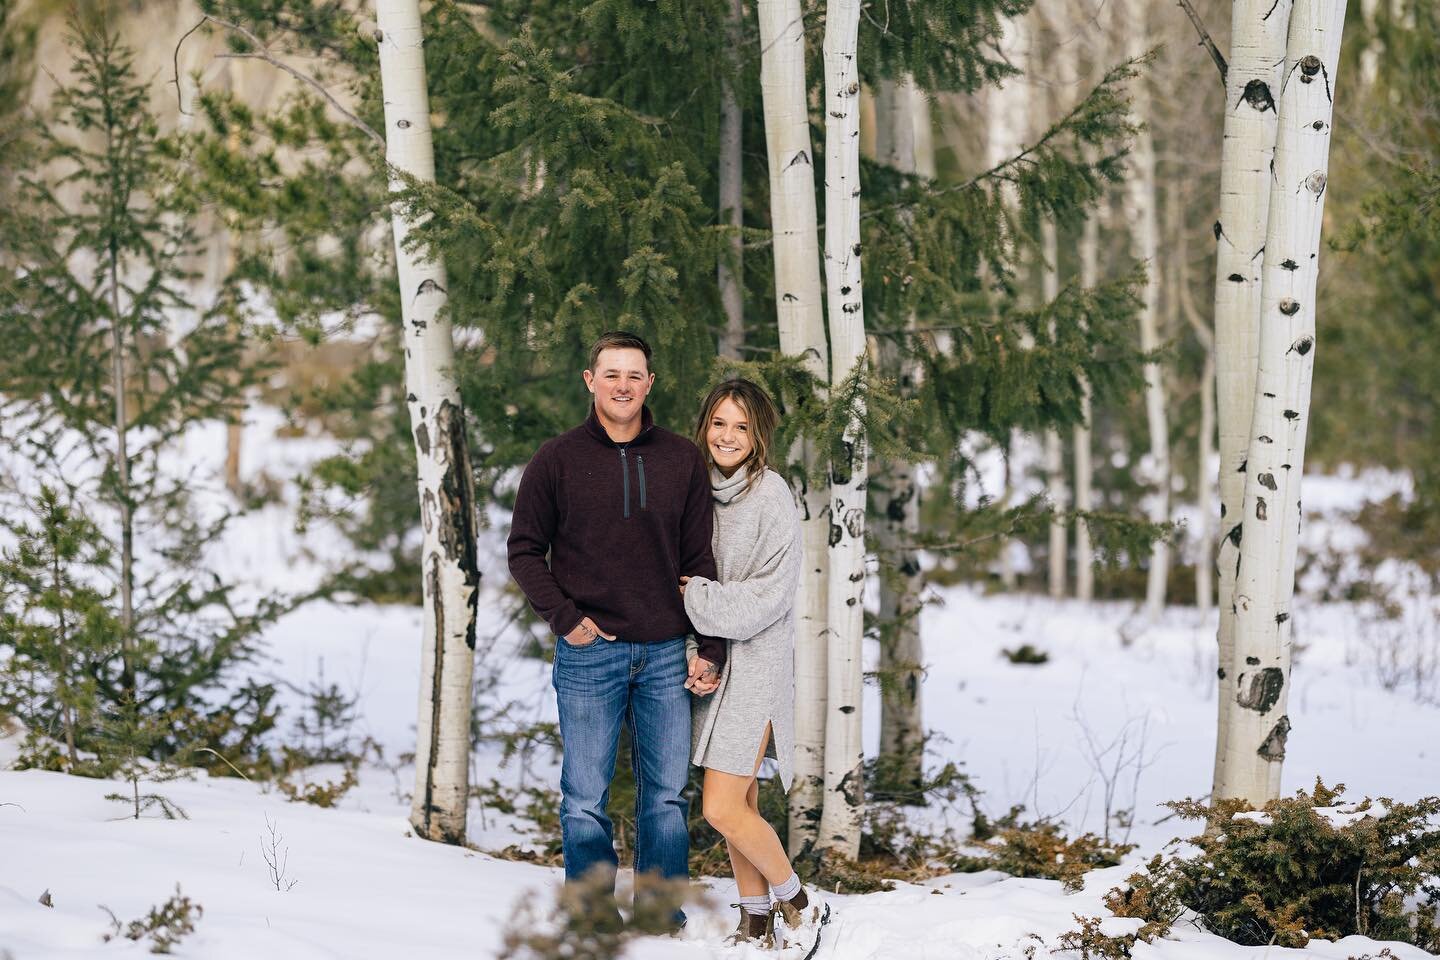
[
  {"xmin": 102, "ymin": 885, "xmax": 202, "ymax": 954},
  {"xmin": 1069, "ymin": 780, "xmax": 1440, "ymax": 954},
  {"xmin": 954, "ymin": 806, "xmax": 1135, "ymax": 892}
]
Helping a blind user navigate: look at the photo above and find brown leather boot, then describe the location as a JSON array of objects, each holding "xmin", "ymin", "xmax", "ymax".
[{"xmin": 723, "ymin": 905, "xmax": 773, "ymax": 946}]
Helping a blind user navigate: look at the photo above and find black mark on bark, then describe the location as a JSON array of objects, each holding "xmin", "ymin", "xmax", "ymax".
[
  {"xmin": 415, "ymin": 423, "xmax": 431, "ymax": 456},
  {"xmin": 1279, "ymin": 298, "xmax": 1301, "ymax": 316},
  {"xmin": 1238, "ymin": 667, "xmax": 1285, "ymax": 714},
  {"xmin": 1239, "ymin": 78, "xmax": 1276, "ymax": 111},
  {"xmin": 1259, "ymin": 473, "xmax": 1277, "ymax": 490},
  {"xmin": 1289, "ymin": 336, "xmax": 1314, "ymax": 356},
  {"xmin": 1258, "ymin": 716, "xmax": 1291, "ymax": 760},
  {"xmin": 1283, "ymin": 409, "xmax": 1300, "ymax": 420},
  {"xmin": 1256, "ymin": 497, "xmax": 1268, "ymax": 520}
]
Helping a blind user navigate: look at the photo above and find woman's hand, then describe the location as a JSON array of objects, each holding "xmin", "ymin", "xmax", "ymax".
[
  {"xmin": 679, "ymin": 575, "xmax": 690, "ymax": 596},
  {"xmin": 685, "ymin": 655, "xmax": 720, "ymax": 696}
]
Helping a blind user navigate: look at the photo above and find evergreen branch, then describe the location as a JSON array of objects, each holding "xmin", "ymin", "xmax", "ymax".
[
  {"xmin": 178, "ymin": 15, "xmax": 384, "ymax": 149},
  {"xmin": 1174, "ymin": 0, "xmax": 1228, "ymax": 85}
]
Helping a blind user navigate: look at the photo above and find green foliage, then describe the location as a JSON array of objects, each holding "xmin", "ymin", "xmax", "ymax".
[
  {"xmin": 0, "ymin": 485, "xmax": 119, "ymax": 771},
  {"xmin": 189, "ymin": 0, "xmax": 1153, "ymax": 598},
  {"xmin": 1002, "ymin": 643, "xmax": 1049, "ymax": 665},
  {"xmin": 1093, "ymin": 782, "xmax": 1440, "ymax": 951},
  {"xmin": 102, "ymin": 885, "xmax": 204, "ymax": 955},
  {"xmin": 0, "ymin": 13, "xmax": 284, "ymax": 774},
  {"xmin": 952, "ymin": 806, "xmax": 1135, "ymax": 892}
]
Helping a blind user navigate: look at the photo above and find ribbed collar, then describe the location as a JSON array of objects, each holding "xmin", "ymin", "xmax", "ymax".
[
  {"xmin": 710, "ymin": 464, "xmax": 752, "ymax": 504},
  {"xmin": 583, "ymin": 403, "xmax": 656, "ymax": 447}
]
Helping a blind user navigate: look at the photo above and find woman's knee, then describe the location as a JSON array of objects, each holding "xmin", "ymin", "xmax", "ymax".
[{"xmin": 703, "ymin": 790, "xmax": 748, "ymax": 836}]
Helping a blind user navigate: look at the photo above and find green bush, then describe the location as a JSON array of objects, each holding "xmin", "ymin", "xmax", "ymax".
[{"xmin": 1081, "ymin": 781, "xmax": 1440, "ymax": 952}]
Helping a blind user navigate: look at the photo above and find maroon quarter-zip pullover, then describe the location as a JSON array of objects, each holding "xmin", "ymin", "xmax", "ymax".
[{"xmin": 507, "ymin": 404, "xmax": 726, "ymax": 667}]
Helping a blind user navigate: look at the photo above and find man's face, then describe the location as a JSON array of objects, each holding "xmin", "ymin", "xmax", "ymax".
[{"xmin": 583, "ymin": 347, "xmax": 654, "ymax": 427}]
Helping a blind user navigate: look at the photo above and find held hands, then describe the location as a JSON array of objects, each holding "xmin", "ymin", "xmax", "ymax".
[
  {"xmin": 563, "ymin": 616, "xmax": 615, "ymax": 647},
  {"xmin": 685, "ymin": 655, "xmax": 720, "ymax": 696}
]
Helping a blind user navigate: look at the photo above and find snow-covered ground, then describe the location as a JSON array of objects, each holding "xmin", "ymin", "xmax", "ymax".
[{"xmin": 2, "ymin": 411, "xmax": 1438, "ymax": 958}]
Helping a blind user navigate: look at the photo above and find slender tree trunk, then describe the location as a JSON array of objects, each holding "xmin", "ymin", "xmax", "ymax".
[
  {"xmin": 1042, "ymin": 220, "xmax": 1067, "ymax": 598},
  {"xmin": 1178, "ymin": 206, "xmax": 1218, "ymax": 617},
  {"xmin": 987, "ymin": 15, "xmax": 1027, "ymax": 591},
  {"xmin": 818, "ymin": 0, "xmax": 866, "ymax": 860},
  {"xmin": 717, "ymin": 0, "xmax": 745, "ymax": 359},
  {"xmin": 107, "ymin": 241, "xmax": 135, "ymax": 697},
  {"xmin": 1217, "ymin": 0, "xmax": 1346, "ymax": 805},
  {"xmin": 1074, "ymin": 213, "xmax": 1098, "ymax": 602},
  {"xmin": 873, "ymin": 75, "xmax": 926, "ymax": 801},
  {"xmin": 1123, "ymin": 0, "xmax": 1170, "ymax": 622},
  {"xmin": 374, "ymin": 0, "xmax": 481, "ymax": 845},
  {"xmin": 1210, "ymin": 0, "xmax": 1294, "ymax": 800},
  {"xmin": 756, "ymin": 0, "xmax": 831, "ymax": 857}
]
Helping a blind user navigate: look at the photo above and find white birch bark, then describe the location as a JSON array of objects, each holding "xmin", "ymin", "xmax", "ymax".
[
  {"xmin": 1122, "ymin": 0, "xmax": 1171, "ymax": 623},
  {"xmin": 1210, "ymin": 0, "xmax": 1293, "ymax": 799},
  {"xmin": 375, "ymin": 0, "xmax": 480, "ymax": 845},
  {"xmin": 873, "ymin": 74, "xmax": 926, "ymax": 798},
  {"xmin": 818, "ymin": 0, "xmax": 866, "ymax": 859},
  {"xmin": 1074, "ymin": 212, "xmax": 1098, "ymax": 602},
  {"xmin": 717, "ymin": 0, "xmax": 745, "ymax": 359},
  {"xmin": 1042, "ymin": 219, "xmax": 1067, "ymax": 598},
  {"xmin": 756, "ymin": 0, "xmax": 831, "ymax": 857},
  {"xmin": 1218, "ymin": 0, "xmax": 1346, "ymax": 805},
  {"xmin": 987, "ymin": 15, "xmax": 1027, "ymax": 591}
]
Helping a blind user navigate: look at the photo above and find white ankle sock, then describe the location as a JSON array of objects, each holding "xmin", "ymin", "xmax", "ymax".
[
  {"xmin": 771, "ymin": 872, "xmax": 801, "ymax": 902},
  {"xmin": 740, "ymin": 895, "xmax": 771, "ymax": 917}
]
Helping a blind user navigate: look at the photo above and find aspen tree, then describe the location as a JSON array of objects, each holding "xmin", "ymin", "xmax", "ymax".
[
  {"xmin": 818, "ymin": 0, "xmax": 867, "ymax": 859},
  {"xmin": 755, "ymin": 0, "xmax": 831, "ymax": 857},
  {"xmin": 717, "ymin": 0, "xmax": 744, "ymax": 359},
  {"xmin": 1210, "ymin": 0, "xmax": 1294, "ymax": 798},
  {"xmin": 874, "ymin": 73, "xmax": 927, "ymax": 800},
  {"xmin": 1075, "ymin": 211, "xmax": 1099, "ymax": 603},
  {"xmin": 374, "ymin": 0, "xmax": 480, "ymax": 845},
  {"xmin": 1218, "ymin": 0, "xmax": 1347, "ymax": 805},
  {"xmin": 1122, "ymin": 0, "xmax": 1171, "ymax": 622}
]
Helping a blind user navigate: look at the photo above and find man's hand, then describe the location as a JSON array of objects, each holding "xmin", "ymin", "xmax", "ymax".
[
  {"xmin": 685, "ymin": 655, "xmax": 720, "ymax": 696},
  {"xmin": 563, "ymin": 616, "xmax": 615, "ymax": 647}
]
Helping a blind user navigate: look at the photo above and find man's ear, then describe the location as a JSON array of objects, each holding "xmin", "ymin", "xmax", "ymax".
[{"xmin": 582, "ymin": 368, "xmax": 596, "ymax": 393}]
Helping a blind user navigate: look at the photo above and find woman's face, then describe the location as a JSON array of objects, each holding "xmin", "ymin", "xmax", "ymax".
[{"xmin": 706, "ymin": 396, "xmax": 753, "ymax": 475}]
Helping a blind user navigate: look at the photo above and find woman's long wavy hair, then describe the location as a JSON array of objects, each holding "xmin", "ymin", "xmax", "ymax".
[{"xmin": 693, "ymin": 378, "xmax": 780, "ymax": 497}]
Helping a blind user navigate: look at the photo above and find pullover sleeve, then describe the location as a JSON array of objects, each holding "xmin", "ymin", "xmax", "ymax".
[
  {"xmin": 683, "ymin": 484, "xmax": 801, "ymax": 642},
  {"xmin": 679, "ymin": 449, "xmax": 726, "ymax": 668},
  {"xmin": 507, "ymin": 446, "xmax": 582, "ymax": 637}
]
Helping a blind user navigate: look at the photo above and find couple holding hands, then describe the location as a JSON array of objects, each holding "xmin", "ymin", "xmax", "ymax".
[{"xmin": 507, "ymin": 331, "xmax": 829, "ymax": 951}]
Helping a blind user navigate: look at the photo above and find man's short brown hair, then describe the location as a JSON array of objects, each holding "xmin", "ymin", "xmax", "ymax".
[{"xmin": 588, "ymin": 331, "xmax": 652, "ymax": 372}]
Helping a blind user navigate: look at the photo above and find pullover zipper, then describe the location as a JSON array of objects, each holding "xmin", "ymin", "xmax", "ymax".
[
  {"xmin": 637, "ymin": 455, "xmax": 646, "ymax": 510},
  {"xmin": 620, "ymin": 447, "xmax": 630, "ymax": 518}
]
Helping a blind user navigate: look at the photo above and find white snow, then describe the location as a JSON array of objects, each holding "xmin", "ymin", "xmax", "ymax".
[{"xmin": 2, "ymin": 412, "xmax": 1438, "ymax": 959}]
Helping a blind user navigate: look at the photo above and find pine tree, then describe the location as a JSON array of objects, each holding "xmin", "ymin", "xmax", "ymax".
[{"xmin": 0, "ymin": 11, "xmax": 278, "ymax": 771}]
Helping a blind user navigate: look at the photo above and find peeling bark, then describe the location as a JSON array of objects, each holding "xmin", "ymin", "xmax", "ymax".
[
  {"xmin": 376, "ymin": 0, "xmax": 480, "ymax": 845},
  {"xmin": 818, "ymin": 0, "xmax": 867, "ymax": 861},
  {"xmin": 1212, "ymin": 0, "xmax": 1295, "ymax": 801},
  {"xmin": 1217, "ymin": 0, "xmax": 1347, "ymax": 806},
  {"xmin": 757, "ymin": 0, "xmax": 831, "ymax": 858}
]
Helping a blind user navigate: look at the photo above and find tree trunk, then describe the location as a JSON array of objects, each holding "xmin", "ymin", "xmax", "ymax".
[
  {"xmin": 756, "ymin": 0, "xmax": 831, "ymax": 858},
  {"xmin": 374, "ymin": 0, "xmax": 481, "ymax": 845},
  {"xmin": 987, "ymin": 15, "xmax": 1027, "ymax": 592},
  {"xmin": 108, "ymin": 246, "xmax": 135, "ymax": 697},
  {"xmin": 1210, "ymin": 0, "xmax": 1294, "ymax": 800},
  {"xmin": 873, "ymin": 74, "xmax": 926, "ymax": 801},
  {"xmin": 1123, "ymin": 0, "xmax": 1170, "ymax": 622},
  {"xmin": 1178, "ymin": 202, "xmax": 1218, "ymax": 617},
  {"xmin": 1074, "ymin": 213, "xmax": 1098, "ymax": 602},
  {"xmin": 1216, "ymin": 0, "xmax": 1346, "ymax": 806},
  {"xmin": 717, "ymin": 0, "xmax": 745, "ymax": 359},
  {"xmin": 1042, "ymin": 220, "xmax": 1067, "ymax": 598},
  {"xmin": 818, "ymin": 0, "xmax": 866, "ymax": 860}
]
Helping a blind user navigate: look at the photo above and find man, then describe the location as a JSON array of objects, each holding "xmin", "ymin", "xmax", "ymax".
[{"xmin": 507, "ymin": 331, "xmax": 722, "ymax": 915}]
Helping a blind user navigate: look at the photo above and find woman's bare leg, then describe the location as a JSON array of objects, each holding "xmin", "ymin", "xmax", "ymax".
[
  {"xmin": 726, "ymin": 777, "xmax": 767, "ymax": 897},
  {"xmin": 704, "ymin": 725, "xmax": 793, "ymax": 888}
]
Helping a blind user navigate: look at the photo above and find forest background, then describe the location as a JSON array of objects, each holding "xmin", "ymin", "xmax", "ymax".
[{"xmin": 1, "ymin": 0, "xmax": 1439, "ymax": 955}]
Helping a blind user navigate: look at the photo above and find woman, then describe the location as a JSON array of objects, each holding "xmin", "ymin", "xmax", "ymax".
[{"xmin": 680, "ymin": 378, "xmax": 829, "ymax": 950}]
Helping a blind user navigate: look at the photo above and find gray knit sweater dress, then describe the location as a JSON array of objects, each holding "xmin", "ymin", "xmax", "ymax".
[{"xmin": 683, "ymin": 465, "xmax": 801, "ymax": 790}]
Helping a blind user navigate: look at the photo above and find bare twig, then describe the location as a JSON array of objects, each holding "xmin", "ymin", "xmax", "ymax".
[
  {"xmin": 174, "ymin": 15, "xmax": 384, "ymax": 149},
  {"xmin": 1175, "ymin": 0, "xmax": 1229, "ymax": 85}
]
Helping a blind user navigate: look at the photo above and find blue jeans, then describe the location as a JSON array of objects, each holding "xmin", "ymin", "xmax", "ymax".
[{"xmin": 552, "ymin": 634, "xmax": 691, "ymax": 893}]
